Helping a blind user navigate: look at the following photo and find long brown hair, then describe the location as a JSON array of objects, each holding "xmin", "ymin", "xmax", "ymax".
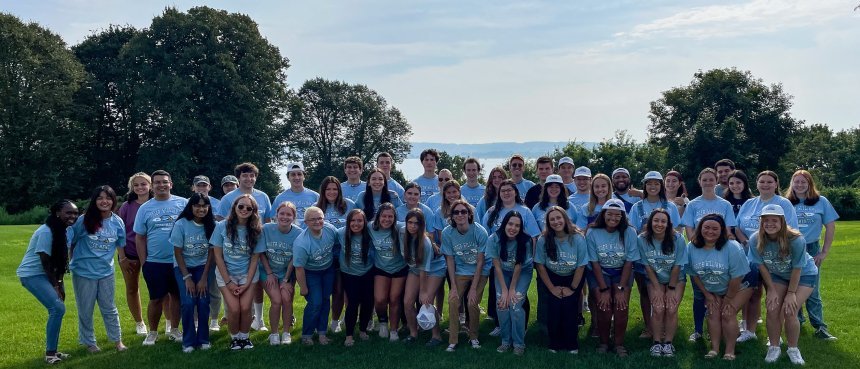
[
  {"xmin": 402, "ymin": 209, "xmax": 426, "ymax": 267},
  {"xmin": 226, "ymin": 194, "xmax": 263, "ymax": 253}
]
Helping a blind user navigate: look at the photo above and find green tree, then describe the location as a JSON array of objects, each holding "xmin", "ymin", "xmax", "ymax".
[
  {"xmin": 437, "ymin": 151, "xmax": 467, "ymax": 183},
  {"xmin": 831, "ymin": 127, "xmax": 860, "ymax": 187},
  {"xmin": 121, "ymin": 7, "xmax": 291, "ymax": 196},
  {"xmin": 550, "ymin": 140, "xmax": 594, "ymax": 169},
  {"xmin": 648, "ymin": 68, "xmax": 799, "ymax": 195},
  {"xmin": 592, "ymin": 130, "xmax": 667, "ymax": 181},
  {"xmin": 287, "ymin": 78, "xmax": 412, "ymax": 190},
  {"xmin": 779, "ymin": 124, "xmax": 839, "ymax": 186},
  {"xmin": 0, "ymin": 14, "xmax": 88, "ymax": 211}
]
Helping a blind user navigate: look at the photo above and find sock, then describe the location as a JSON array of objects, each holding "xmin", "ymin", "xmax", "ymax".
[
  {"xmin": 231, "ymin": 333, "xmax": 238, "ymax": 339},
  {"xmin": 653, "ymin": 340, "xmax": 660, "ymax": 346},
  {"xmin": 239, "ymin": 332, "xmax": 248, "ymax": 339},
  {"xmin": 254, "ymin": 303, "xmax": 264, "ymax": 322}
]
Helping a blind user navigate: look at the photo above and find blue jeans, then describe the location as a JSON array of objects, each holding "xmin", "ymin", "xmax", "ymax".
[
  {"xmin": 691, "ymin": 282, "xmax": 705, "ymax": 334},
  {"xmin": 21, "ymin": 275, "xmax": 65, "ymax": 352},
  {"xmin": 207, "ymin": 265, "xmax": 222, "ymax": 320},
  {"xmin": 496, "ymin": 268, "xmax": 532, "ymax": 348},
  {"xmin": 302, "ymin": 266, "xmax": 335, "ymax": 338},
  {"xmin": 799, "ymin": 241, "xmax": 827, "ymax": 329},
  {"xmin": 174, "ymin": 266, "xmax": 210, "ymax": 347},
  {"xmin": 72, "ymin": 273, "xmax": 121, "ymax": 346}
]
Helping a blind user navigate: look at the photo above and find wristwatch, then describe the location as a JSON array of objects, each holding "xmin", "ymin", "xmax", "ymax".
[{"xmin": 616, "ymin": 285, "xmax": 625, "ymax": 291}]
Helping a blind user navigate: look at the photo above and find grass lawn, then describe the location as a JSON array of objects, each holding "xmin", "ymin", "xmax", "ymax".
[{"xmin": 1, "ymin": 222, "xmax": 858, "ymax": 369}]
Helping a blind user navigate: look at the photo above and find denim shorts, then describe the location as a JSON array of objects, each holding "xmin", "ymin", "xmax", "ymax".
[
  {"xmin": 215, "ymin": 270, "xmax": 259, "ymax": 288},
  {"xmin": 771, "ymin": 273, "xmax": 817, "ymax": 289},
  {"xmin": 373, "ymin": 266, "xmax": 408, "ymax": 278},
  {"xmin": 585, "ymin": 268, "xmax": 633, "ymax": 289}
]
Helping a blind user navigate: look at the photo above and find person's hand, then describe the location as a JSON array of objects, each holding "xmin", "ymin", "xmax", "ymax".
[
  {"xmin": 55, "ymin": 284, "xmax": 65, "ymax": 301},
  {"xmin": 722, "ymin": 299, "xmax": 736, "ymax": 316},
  {"xmin": 497, "ymin": 289, "xmax": 509, "ymax": 310},
  {"xmin": 783, "ymin": 293, "xmax": 799, "ymax": 315},
  {"xmin": 597, "ymin": 290, "xmax": 611, "ymax": 311},
  {"xmin": 765, "ymin": 291, "xmax": 782, "ymax": 311},
  {"xmin": 119, "ymin": 258, "xmax": 132, "ymax": 274},
  {"xmin": 185, "ymin": 278, "xmax": 195, "ymax": 296},
  {"xmin": 448, "ymin": 288, "xmax": 459, "ymax": 303},
  {"xmin": 265, "ymin": 275, "xmax": 277, "ymax": 291},
  {"xmin": 704, "ymin": 292, "xmax": 718, "ymax": 312},
  {"xmin": 234, "ymin": 282, "xmax": 247, "ymax": 296},
  {"xmin": 650, "ymin": 288, "xmax": 665, "ymax": 310},
  {"xmin": 467, "ymin": 288, "xmax": 478, "ymax": 306},
  {"xmin": 615, "ymin": 289, "xmax": 629, "ymax": 311},
  {"xmin": 196, "ymin": 278, "xmax": 208, "ymax": 298},
  {"xmin": 814, "ymin": 252, "xmax": 827, "ymax": 267},
  {"xmin": 227, "ymin": 281, "xmax": 239, "ymax": 295},
  {"xmin": 666, "ymin": 289, "xmax": 680, "ymax": 309},
  {"xmin": 281, "ymin": 281, "xmax": 294, "ymax": 296},
  {"xmin": 299, "ymin": 284, "xmax": 308, "ymax": 297},
  {"xmin": 420, "ymin": 292, "xmax": 433, "ymax": 306}
]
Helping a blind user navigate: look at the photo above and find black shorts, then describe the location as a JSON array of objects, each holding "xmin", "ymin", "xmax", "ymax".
[
  {"xmin": 372, "ymin": 266, "xmax": 408, "ymax": 279},
  {"xmin": 142, "ymin": 261, "xmax": 179, "ymax": 300}
]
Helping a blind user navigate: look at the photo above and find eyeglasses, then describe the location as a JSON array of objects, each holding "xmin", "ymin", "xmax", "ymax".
[
  {"xmin": 438, "ymin": 178, "xmax": 451, "ymax": 182},
  {"xmin": 510, "ymin": 163, "xmax": 523, "ymax": 168},
  {"xmin": 306, "ymin": 217, "xmax": 324, "ymax": 223},
  {"xmin": 451, "ymin": 209, "xmax": 469, "ymax": 216},
  {"xmin": 236, "ymin": 204, "xmax": 255, "ymax": 211}
]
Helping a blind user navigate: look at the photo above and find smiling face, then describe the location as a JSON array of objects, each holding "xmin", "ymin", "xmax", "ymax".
[
  {"xmin": 376, "ymin": 156, "xmax": 392, "ymax": 174},
  {"xmin": 378, "ymin": 208, "xmax": 395, "ymax": 229},
  {"xmin": 451, "ymin": 204, "xmax": 470, "ymax": 226},
  {"xmin": 612, "ymin": 172, "xmax": 630, "ymax": 192},
  {"xmin": 546, "ymin": 183, "xmax": 561, "ymax": 201},
  {"xmin": 437, "ymin": 170, "xmax": 452, "ymax": 190},
  {"xmin": 305, "ymin": 208, "xmax": 324, "ymax": 232},
  {"xmin": 698, "ymin": 172, "xmax": 717, "ymax": 191},
  {"xmin": 592, "ymin": 178, "xmax": 610, "ymax": 200},
  {"xmin": 650, "ymin": 212, "xmax": 669, "ymax": 236},
  {"xmin": 728, "ymin": 176, "xmax": 746, "ymax": 196},
  {"xmin": 574, "ymin": 176, "xmax": 590, "ymax": 192},
  {"xmin": 406, "ymin": 215, "xmax": 421, "ymax": 235},
  {"xmin": 509, "ymin": 158, "xmax": 525, "ymax": 177},
  {"xmin": 464, "ymin": 162, "xmax": 480, "ymax": 181},
  {"xmin": 490, "ymin": 169, "xmax": 506, "ymax": 189},
  {"xmin": 444, "ymin": 185, "xmax": 460, "ymax": 203},
  {"xmin": 345, "ymin": 162, "xmax": 362, "ymax": 180},
  {"xmin": 369, "ymin": 171, "xmax": 385, "ymax": 192},
  {"xmin": 234, "ymin": 197, "xmax": 255, "ymax": 221},
  {"xmin": 325, "ymin": 182, "xmax": 340, "ymax": 202},
  {"xmin": 791, "ymin": 174, "xmax": 809, "ymax": 197},
  {"xmin": 604, "ymin": 209, "xmax": 623, "ymax": 229},
  {"xmin": 288, "ymin": 170, "xmax": 304, "ymax": 189},
  {"xmin": 547, "ymin": 209, "xmax": 567, "ymax": 233},
  {"xmin": 559, "ymin": 164, "xmax": 574, "ymax": 181},
  {"xmin": 664, "ymin": 175, "xmax": 680, "ymax": 194},
  {"xmin": 239, "ymin": 171, "xmax": 257, "ymax": 190},
  {"xmin": 536, "ymin": 162, "xmax": 553, "ymax": 181},
  {"xmin": 499, "ymin": 184, "xmax": 516, "ymax": 204},
  {"xmin": 404, "ymin": 186, "xmax": 421, "ymax": 206},
  {"xmin": 59, "ymin": 203, "xmax": 79, "ymax": 226},
  {"xmin": 152, "ymin": 174, "xmax": 173, "ymax": 198},
  {"xmin": 349, "ymin": 212, "xmax": 366, "ymax": 233},
  {"xmin": 762, "ymin": 215, "xmax": 783, "ymax": 236},
  {"xmin": 716, "ymin": 165, "xmax": 733, "ymax": 185},
  {"xmin": 95, "ymin": 191, "xmax": 114, "ymax": 214},
  {"xmin": 700, "ymin": 220, "xmax": 723, "ymax": 244},
  {"xmin": 504, "ymin": 215, "xmax": 522, "ymax": 238},
  {"xmin": 192, "ymin": 200, "xmax": 210, "ymax": 221},
  {"xmin": 132, "ymin": 176, "xmax": 151, "ymax": 197},
  {"xmin": 277, "ymin": 206, "xmax": 296, "ymax": 226},
  {"xmin": 421, "ymin": 154, "xmax": 437, "ymax": 172},
  {"xmin": 645, "ymin": 179, "xmax": 662, "ymax": 198},
  {"xmin": 757, "ymin": 174, "xmax": 777, "ymax": 196}
]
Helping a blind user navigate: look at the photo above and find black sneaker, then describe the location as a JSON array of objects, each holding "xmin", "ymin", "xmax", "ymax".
[
  {"xmin": 814, "ymin": 327, "xmax": 837, "ymax": 341},
  {"xmin": 230, "ymin": 338, "xmax": 242, "ymax": 350}
]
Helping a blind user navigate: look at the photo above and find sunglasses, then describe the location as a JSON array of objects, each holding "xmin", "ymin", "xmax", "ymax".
[
  {"xmin": 451, "ymin": 209, "xmax": 469, "ymax": 216},
  {"xmin": 237, "ymin": 204, "xmax": 255, "ymax": 211},
  {"xmin": 438, "ymin": 177, "xmax": 451, "ymax": 182}
]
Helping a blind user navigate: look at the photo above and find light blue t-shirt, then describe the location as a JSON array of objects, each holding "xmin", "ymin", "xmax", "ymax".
[
  {"xmin": 357, "ymin": 190, "xmax": 404, "ymax": 215},
  {"xmin": 486, "ymin": 233, "xmax": 534, "ymax": 273},
  {"xmin": 441, "ymin": 223, "xmax": 489, "ymax": 276},
  {"xmin": 686, "ymin": 240, "xmax": 750, "ymax": 295},
  {"xmin": 262, "ymin": 223, "xmax": 301, "ymax": 279},
  {"xmin": 341, "ymin": 180, "xmax": 367, "ymax": 203},
  {"xmin": 715, "ymin": 184, "xmax": 727, "ymax": 198},
  {"xmin": 736, "ymin": 196, "xmax": 799, "ymax": 238},
  {"xmin": 324, "ymin": 199, "xmax": 356, "ymax": 230},
  {"xmin": 629, "ymin": 198, "xmax": 682, "ymax": 232},
  {"xmin": 209, "ymin": 196, "xmax": 221, "ymax": 215},
  {"xmin": 395, "ymin": 203, "xmax": 435, "ymax": 233},
  {"xmin": 368, "ymin": 222, "xmax": 406, "ymax": 273},
  {"xmin": 17, "ymin": 225, "xmax": 57, "ymax": 278},
  {"xmin": 481, "ymin": 204, "xmax": 541, "ymax": 238},
  {"xmin": 425, "ymin": 193, "xmax": 442, "ymax": 213},
  {"xmin": 133, "ymin": 195, "xmax": 187, "ymax": 263},
  {"xmin": 535, "ymin": 233, "xmax": 588, "ymax": 276},
  {"xmin": 747, "ymin": 232, "xmax": 817, "ymax": 279},
  {"xmin": 218, "ymin": 188, "xmax": 271, "ymax": 220},
  {"xmin": 209, "ymin": 221, "xmax": 265, "ymax": 276},
  {"xmin": 531, "ymin": 201, "xmax": 582, "ymax": 232},
  {"xmin": 292, "ymin": 223, "xmax": 338, "ymax": 271},
  {"xmin": 680, "ymin": 196, "xmax": 738, "ymax": 228},
  {"xmin": 586, "ymin": 227, "xmax": 640, "ymax": 270},
  {"xmin": 568, "ymin": 192, "xmax": 590, "ymax": 209},
  {"xmin": 387, "ymin": 178, "xmax": 405, "ymax": 199},
  {"xmin": 69, "ymin": 215, "xmax": 126, "ymax": 279},
  {"xmin": 636, "ymin": 232, "xmax": 688, "ymax": 284},
  {"xmin": 513, "ymin": 178, "xmax": 535, "ymax": 200},
  {"xmin": 461, "ymin": 183, "xmax": 486, "ymax": 208},
  {"xmin": 337, "ymin": 227, "xmax": 375, "ymax": 276},
  {"xmin": 475, "ymin": 196, "xmax": 493, "ymax": 225},
  {"xmin": 271, "ymin": 188, "xmax": 320, "ymax": 225},
  {"xmin": 564, "ymin": 183, "xmax": 577, "ymax": 195},
  {"xmin": 793, "ymin": 196, "xmax": 839, "ymax": 243},
  {"xmin": 579, "ymin": 202, "xmax": 604, "ymax": 228},
  {"xmin": 169, "ymin": 218, "xmax": 210, "ymax": 268},
  {"xmin": 400, "ymin": 232, "xmax": 436, "ymax": 273},
  {"xmin": 413, "ymin": 175, "xmax": 439, "ymax": 204}
]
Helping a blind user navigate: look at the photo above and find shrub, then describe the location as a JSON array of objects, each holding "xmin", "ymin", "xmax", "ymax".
[
  {"xmin": 0, "ymin": 206, "xmax": 49, "ymax": 225},
  {"xmin": 820, "ymin": 187, "xmax": 860, "ymax": 221}
]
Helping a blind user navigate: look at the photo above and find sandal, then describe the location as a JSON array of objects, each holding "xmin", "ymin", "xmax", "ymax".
[
  {"xmin": 723, "ymin": 354, "xmax": 736, "ymax": 361},
  {"xmin": 344, "ymin": 337, "xmax": 355, "ymax": 347},
  {"xmin": 301, "ymin": 338, "xmax": 314, "ymax": 346},
  {"xmin": 615, "ymin": 345, "xmax": 629, "ymax": 357},
  {"xmin": 359, "ymin": 332, "xmax": 370, "ymax": 341},
  {"xmin": 318, "ymin": 336, "xmax": 331, "ymax": 346},
  {"xmin": 705, "ymin": 350, "xmax": 719, "ymax": 359}
]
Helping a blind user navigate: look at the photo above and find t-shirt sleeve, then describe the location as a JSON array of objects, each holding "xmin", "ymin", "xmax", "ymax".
[
  {"xmin": 728, "ymin": 243, "xmax": 751, "ymax": 278},
  {"xmin": 132, "ymin": 205, "xmax": 147, "ymax": 235},
  {"xmin": 746, "ymin": 233, "xmax": 763, "ymax": 264},
  {"xmin": 723, "ymin": 203, "xmax": 738, "ymax": 227},
  {"xmin": 624, "ymin": 227, "xmax": 641, "ymax": 262},
  {"xmin": 575, "ymin": 234, "xmax": 590, "ymax": 267},
  {"xmin": 790, "ymin": 236, "xmax": 807, "ymax": 269},
  {"xmin": 34, "ymin": 228, "xmax": 54, "ymax": 255},
  {"xmin": 821, "ymin": 197, "xmax": 840, "ymax": 224},
  {"xmin": 674, "ymin": 234, "xmax": 688, "ymax": 267},
  {"xmin": 441, "ymin": 230, "xmax": 453, "ymax": 256},
  {"xmin": 170, "ymin": 219, "xmax": 184, "ymax": 248},
  {"xmin": 292, "ymin": 236, "xmax": 309, "ymax": 268},
  {"xmin": 485, "ymin": 235, "xmax": 500, "ymax": 260},
  {"xmin": 585, "ymin": 230, "xmax": 598, "ymax": 263},
  {"xmin": 628, "ymin": 203, "xmax": 642, "ymax": 232},
  {"xmin": 476, "ymin": 224, "xmax": 489, "ymax": 253},
  {"xmin": 209, "ymin": 223, "xmax": 224, "ymax": 248},
  {"xmin": 114, "ymin": 217, "xmax": 127, "ymax": 248},
  {"xmin": 522, "ymin": 211, "xmax": 541, "ymax": 238},
  {"xmin": 534, "ymin": 237, "xmax": 546, "ymax": 265}
]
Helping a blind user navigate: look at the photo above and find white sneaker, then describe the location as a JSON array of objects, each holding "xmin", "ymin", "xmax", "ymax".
[
  {"xmin": 389, "ymin": 331, "xmax": 399, "ymax": 342},
  {"xmin": 269, "ymin": 333, "xmax": 281, "ymax": 345},
  {"xmin": 136, "ymin": 321, "xmax": 148, "ymax": 336},
  {"xmin": 281, "ymin": 333, "xmax": 292, "ymax": 345},
  {"xmin": 367, "ymin": 319, "xmax": 377, "ymax": 332},
  {"xmin": 182, "ymin": 346, "xmax": 194, "ymax": 354},
  {"xmin": 489, "ymin": 327, "xmax": 502, "ymax": 337},
  {"xmin": 765, "ymin": 345, "xmax": 781, "ymax": 363},
  {"xmin": 650, "ymin": 343, "xmax": 663, "ymax": 357},
  {"xmin": 378, "ymin": 324, "xmax": 389, "ymax": 338},
  {"xmin": 143, "ymin": 331, "xmax": 158, "ymax": 346},
  {"xmin": 167, "ymin": 329, "xmax": 182, "ymax": 342},
  {"xmin": 200, "ymin": 343, "xmax": 211, "ymax": 350},
  {"xmin": 330, "ymin": 319, "xmax": 342, "ymax": 333},
  {"xmin": 209, "ymin": 319, "xmax": 220, "ymax": 332},
  {"xmin": 470, "ymin": 339, "xmax": 481, "ymax": 349},
  {"xmin": 737, "ymin": 330, "xmax": 757, "ymax": 342},
  {"xmin": 459, "ymin": 313, "xmax": 466, "ymax": 325},
  {"xmin": 583, "ymin": 300, "xmax": 590, "ymax": 313},
  {"xmin": 688, "ymin": 332, "xmax": 703, "ymax": 342},
  {"xmin": 165, "ymin": 321, "xmax": 172, "ymax": 334},
  {"xmin": 786, "ymin": 347, "xmax": 805, "ymax": 365},
  {"xmin": 251, "ymin": 318, "xmax": 268, "ymax": 332}
]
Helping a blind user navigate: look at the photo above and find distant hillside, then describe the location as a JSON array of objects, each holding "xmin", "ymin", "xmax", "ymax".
[{"xmin": 408, "ymin": 141, "xmax": 597, "ymax": 158}]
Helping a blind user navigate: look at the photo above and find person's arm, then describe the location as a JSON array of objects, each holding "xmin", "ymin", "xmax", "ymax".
[
  {"xmin": 666, "ymin": 266, "xmax": 681, "ymax": 307},
  {"xmin": 197, "ymin": 249, "xmax": 212, "ymax": 297},
  {"xmin": 135, "ymin": 234, "xmax": 148, "ymax": 265},
  {"xmin": 445, "ymin": 255, "xmax": 458, "ymax": 302},
  {"xmin": 783, "ymin": 268, "xmax": 803, "ymax": 314},
  {"xmin": 734, "ymin": 227, "xmax": 748, "ymax": 245},
  {"xmin": 535, "ymin": 264, "xmax": 558, "ymax": 297},
  {"xmin": 721, "ymin": 277, "xmax": 742, "ymax": 315},
  {"xmin": 685, "ymin": 226, "xmax": 695, "ymax": 241},
  {"xmin": 570, "ymin": 266, "xmax": 585, "ymax": 295},
  {"xmin": 509, "ymin": 262, "xmax": 522, "ymax": 299},
  {"xmin": 492, "ymin": 258, "xmax": 508, "ymax": 309},
  {"xmin": 174, "ymin": 246, "xmax": 195, "ymax": 297},
  {"xmin": 295, "ymin": 266, "xmax": 308, "ymax": 296},
  {"xmin": 615, "ymin": 261, "xmax": 633, "ymax": 310},
  {"xmin": 816, "ymin": 222, "xmax": 836, "ymax": 266},
  {"xmin": 260, "ymin": 253, "xmax": 277, "ymax": 292}
]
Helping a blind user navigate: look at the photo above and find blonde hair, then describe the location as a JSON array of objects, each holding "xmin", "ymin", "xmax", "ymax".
[
  {"xmin": 588, "ymin": 174, "xmax": 611, "ymax": 215},
  {"xmin": 125, "ymin": 172, "xmax": 153, "ymax": 203},
  {"xmin": 756, "ymin": 215, "xmax": 802, "ymax": 259}
]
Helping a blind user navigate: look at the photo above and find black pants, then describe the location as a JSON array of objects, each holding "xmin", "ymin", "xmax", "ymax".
[
  {"xmin": 546, "ymin": 271, "xmax": 583, "ymax": 351},
  {"xmin": 342, "ymin": 271, "xmax": 374, "ymax": 337}
]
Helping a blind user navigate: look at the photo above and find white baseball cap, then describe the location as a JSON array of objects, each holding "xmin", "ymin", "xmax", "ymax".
[
  {"xmin": 612, "ymin": 168, "xmax": 630, "ymax": 177},
  {"xmin": 558, "ymin": 157, "xmax": 575, "ymax": 168},
  {"xmin": 603, "ymin": 198, "xmax": 627, "ymax": 214},
  {"xmin": 760, "ymin": 204, "xmax": 785, "ymax": 217},
  {"xmin": 545, "ymin": 174, "xmax": 564, "ymax": 185},
  {"xmin": 642, "ymin": 171, "xmax": 663, "ymax": 183},
  {"xmin": 417, "ymin": 304, "xmax": 437, "ymax": 331},
  {"xmin": 574, "ymin": 166, "xmax": 592, "ymax": 178},
  {"xmin": 286, "ymin": 162, "xmax": 305, "ymax": 173}
]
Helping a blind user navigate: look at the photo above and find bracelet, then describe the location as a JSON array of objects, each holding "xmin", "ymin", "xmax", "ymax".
[
  {"xmin": 227, "ymin": 279, "xmax": 235, "ymax": 285},
  {"xmin": 183, "ymin": 274, "xmax": 192, "ymax": 280},
  {"xmin": 787, "ymin": 290, "xmax": 796, "ymax": 294}
]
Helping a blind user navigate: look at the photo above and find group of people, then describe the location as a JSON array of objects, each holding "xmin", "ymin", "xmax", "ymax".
[{"xmin": 18, "ymin": 150, "xmax": 839, "ymax": 365}]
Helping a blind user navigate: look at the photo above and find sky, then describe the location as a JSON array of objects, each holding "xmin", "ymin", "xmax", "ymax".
[{"xmin": 5, "ymin": 0, "xmax": 859, "ymax": 144}]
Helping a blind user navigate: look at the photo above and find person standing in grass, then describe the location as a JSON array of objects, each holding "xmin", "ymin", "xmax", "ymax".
[
  {"xmin": 686, "ymin": 213, "xmax": 751, "ymax": 361},
  {"xmin": 369, "ymin": 202, "xmax": 407, "ymax": 341},
  {"xmin": 586, "ymin": 199, "xmax": 640, "ymax": 357},
  {"xmin": 316, "ymin": 176, "xmax": 355, "ymax": 333},
  {"xmin": 69, "ymin": 186, "xmax": 128, "ymax": 353},
  {"xmin": 785, "ymin": 170, "xmax": 839, "ymax": 341},
  {"xmin": 338, "ymin": 209, "xmax": 375, "ymax": 346},
  {"xmin": 749, "ymin": 204, "xmax": 817, "ymax": 365},
  {"xmin": 117, "ymin": 172, "xmax": 155, "ymax": 336},
  {"xmin": 536, "ymin": 207, "xmax": 587, "ymax": 355},
  {"xmin": 442, "ymin": 200, "xmax": 489, "ymax": 352},
  {"xmin": 260, "ymin": 202, "xmax": 301, "ymax": 345},
  {"xmin": 489, "ymin": 211, "xmax": 534, "ymax": 355},
  {"xmin": 293, "ymin": 206, "xmax": 339, "ymax": 346},
  {"xmin": 17, "ymin": 199, "xmax": 78, "ymax": 364},
  {"xmin": 401, "ymin": 209, "xmax": 440, "ymax": 344},
  {"xmin": 637, "ymin": 209, "xmax": 687, "ymax": 357},
  {"xmin": 210, "ymin": 194, "xmax": 265, "ymax": 350},
  {"xmin": 169, "ymin": 193, "xmax": 216, "ymax": 353},
  {"xmin": 135, "ymin": 170, "xmax": 187, "ymax": 345}
]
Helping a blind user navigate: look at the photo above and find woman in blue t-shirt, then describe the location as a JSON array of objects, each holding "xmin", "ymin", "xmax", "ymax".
[
  {"xmin": 370, "ymin": 202, "xmax": 407, "ymax": 341},
  {"xmin": 749, "ymin": 205, "xmax": 816, "ymax": 365},
  {"xmin": 211, "ymin": 194, "xmax": 265, "ymax": 350},
  {"xmin": 170, "ymin": 192, "xmax": 216, "ymax": 352},
  {"xmin": 293, "ymin": 206, "xmax": 339, "ymax": 346},
  {"xmin": 686, "ymin": 214, "xmax": 751, "ymax": 361},
  {"xmin": 17, "ymin": 200, "xmax": 78, "ymax": 364},
  {"xmin": 69, "ymin": 186, "xmax": 128, "ymax": 353},
  {"xmin": 315, "ymin": 176, "xmax": 355, "ymax": 334},
  {"xmin": 401, "ymin": 209, "xmax": 443, "ymax": 344},
  {"xmin": 259, "ymin": 202, "xmax": 301, "ymax": 345},
  {"xmin": 339, "ymin": 209, "xmax": 375, "ymax": 346},
  {"xmin": 785, "ymin": 170, "xmax": 839, "ymax": 340},
  {"xmin": 489, "ymin": 211, "xmax": 534, "ymax": 355},
  {"xmin": 359, "ymin": 169, "xmax": 403, "ymax": 219}
]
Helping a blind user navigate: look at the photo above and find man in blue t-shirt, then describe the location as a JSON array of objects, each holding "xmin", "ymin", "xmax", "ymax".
[
  {"xmin": 611, "ymin": 168, "xmax": 643, "ymax": 212},
  {"xmin": 509, "ymin": 154, "xmax": 534, "ymax": 200},
  {"xmin": 217, "ymin": 163, "xmax": 272, "ymax": 222},
  {"xmin": 341, "ymin": 156, "xmax": 366, "ymax": 203},
  {"xmin": 460, "ymin": 158, "xmax": 485, "ymax": 208},
  {"xmin": 714, "ymin": 158, "xmax": 735, "ymax": 198},
  {"xmin": 376, "ymin": 152, "xmax": 405, "ymax": 199},
  {"xmin": 413, "ymin": 148, "xmax": 440, "ymax": 204},
  {"xmin": 271, "ymin": 162, "xmax": 321, "ymax": 226}
]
